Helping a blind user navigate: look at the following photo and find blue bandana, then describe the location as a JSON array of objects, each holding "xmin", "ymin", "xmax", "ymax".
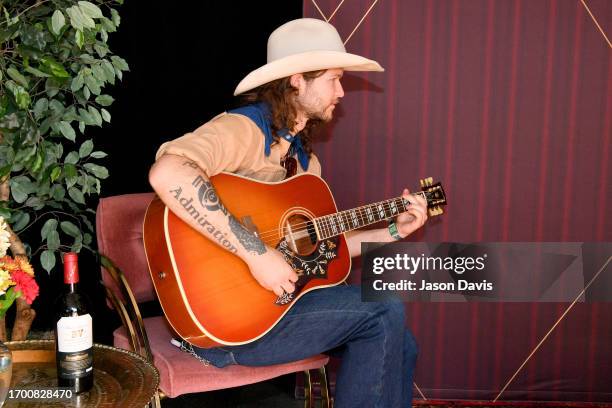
[{"xmin": 228, "ymin": 102, "xmax": 309, "ymax": 170}]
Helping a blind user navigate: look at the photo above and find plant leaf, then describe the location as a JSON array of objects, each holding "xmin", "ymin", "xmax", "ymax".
[
  {"xmin": 68, "ymin": 187, "xmax": 85, "ymax": 204},
  {"xmin": 100, "ymin": 108, "xmax": 111, "ymax": 122},
  {"xmin": 91, "ymin": 63, "xmax": 106, "ymax": 81},
  {"xmin": 6, "ymin": 81, "xmax": 31, "ymax": 109},
  {"xmin": 71, "ymin": 235, "xmax": 83, "ymax": 252},
  {"xmin": 57, "ymin": 121, "xmax": 76, "ymax": 141},
  {"xmin": 64, "ymin": 151, "xmax": 80, "ymax": 165},
  {"xmin": 60, "ymin": 220, "xmax": 81, "ymax": 237},
  {"xmin": 47, "ymin": 230, "xmax": 61, "ymax": 251},
  {"xmin": 24, "ymin": 65, "xmax": 51, "ymax": 78},
  {"xmin": 7, "ymin": 67, "xmax": 29, "ymax": 87},
  {"xmin": 10, "ymin": 181, "xmax": 28, "ymax": 203},
  {"xmin": 101, "ymin": 60, "xmax": 115, "ymax": 83},
  {"xmin": 78, "ymin": 107, "xmax": 95, "ymax": 125},
  {"xmin": 41, "ymin": 218, "xmax": 58, "ymax": 240},
  {"xmin": 95, "ymin": 95, "xmax": 114, "ymax": 106},
  {"xmin": 110, "ymin": 8, "xmax": 121, "ymax": 26},
  {"xmin": 12, "ymin": 212, "xmax": 30, "ymax": 232},
  {"xmin": 110, "ymin": 55, "xmax": 129, "ymax": 71},
  {"xmin": 90, "ymin": 151, "xmax": 107, "ymax": 159},
  {"xmin": 83, "ymin": 163, "xmax": 108, "ymax": 179},
  {"xmin": 40, "ymin": 250, "xmax": 56, "ymax": 273},
  {"xmin": 51, "ymin": 10, "xmax": 65, "ymax": 35},
  {"xmin": 83, "ymin": 86, "xmax": 91, "ymax": 101},
  {"xmin": 75, "ymin": 29, "xmax": 84, "ymax": 48},
  {"xmin": 50, "ymin": 165, "xmax": 62, "ymax": 182},
  {"xmin": 88, "ymin": 106, "xmax": 102, "ymax": 126},
  {"xmin": 71, "ymin": 72, "xmax": 85, "ymax": 92},
  {"xmin": 65, "ymin": 6, "xmax": 84, "ymax": 31},
  {"xmin": 33, "ymin": 98, "xmax": 49, "ymax": 119},
  {"xmin": 78, "ymin": 1, "xmax": 104, "ymax": 19},
  {"xmin": 41, "ymin": 58, "xmax": 70, "ymax": 78},
  {"xmin": 66, "ymin": 6, "xmax": 94, "ymax": 30},
  {"xmin": 84, "ymin": 74, "xmax": 101, "ymax": 95},
  {"xmin": 64, "ymin": 164, "xmax": 78, "ymax": 188},
  {"xmin": 93, "ymin": 44, "xmax": 108, "ymax": 58},
  {"xmin": 79, "ymin": 140, "xmax": 94, "ymax": 158}
]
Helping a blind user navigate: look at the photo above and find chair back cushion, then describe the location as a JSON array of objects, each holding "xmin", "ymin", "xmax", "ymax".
[{"xmin": 96, "ymin": 192, "xmax": 157, "ymax": 303}]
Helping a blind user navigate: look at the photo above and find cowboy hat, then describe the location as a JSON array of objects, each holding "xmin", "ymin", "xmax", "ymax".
[{"xmin": 234, "ymin": 18, "xmax": 384, "ymax": 95}]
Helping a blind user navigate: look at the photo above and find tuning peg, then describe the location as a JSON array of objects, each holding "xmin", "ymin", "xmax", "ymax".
[
  {"xmin": 428, "ymin": 206, "xmax": 444, "ymax": 217},
  {"xmin": 420, "ymin": 177, "xmax": 434, "ymax": 188}
]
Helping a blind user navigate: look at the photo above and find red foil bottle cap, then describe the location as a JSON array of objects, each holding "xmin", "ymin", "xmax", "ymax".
[{"xmin": 63, "ymin": 252, "xmax": 79, "ymax": 284}]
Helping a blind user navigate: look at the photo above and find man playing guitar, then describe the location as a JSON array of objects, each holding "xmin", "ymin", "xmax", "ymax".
[{"xmin": 148, "ymin": 18, "xmax": 428, "ymax": 408}]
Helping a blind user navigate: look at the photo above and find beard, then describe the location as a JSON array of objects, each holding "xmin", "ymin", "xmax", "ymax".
[
  {"xmin": 304, "ymin": 103, "xmax": 335, "ymax": 122},
  {"xmin": 297, "ymin": 95, "xmax": 336, "ymax": 123},
  {"xmin": 307, "ymin": 105, "xmax": 335, "ymax": 122}
]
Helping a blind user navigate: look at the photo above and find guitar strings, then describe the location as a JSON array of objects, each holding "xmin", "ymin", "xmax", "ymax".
[
  {"xmin": 254, "ymin": 198, "xmax": 410, "ymax": 240},
  {"xmin": 254, "ymin": 191, "xmax": 428, "ymax": 241},
  {"xmin": 252, "ymin": 192, "xmax": 430, "ymax": 242}
]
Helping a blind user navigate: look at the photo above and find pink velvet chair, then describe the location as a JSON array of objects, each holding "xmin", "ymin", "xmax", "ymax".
[{"xmin": 96, "ymin": 192, "xmax": 330, "ymax": 407}]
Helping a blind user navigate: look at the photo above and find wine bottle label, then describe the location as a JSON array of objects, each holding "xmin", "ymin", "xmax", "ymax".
[
  {"xmin": 57, "ymin": 348, "xmax": 93, "ymax": 380},
  {"xmin": 57, "ymin": 314, "xmax": 93, "ymax": 352}
]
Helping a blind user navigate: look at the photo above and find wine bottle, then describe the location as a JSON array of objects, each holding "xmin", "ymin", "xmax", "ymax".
[{"xmin": 55, "ymin": 252, "xmax": 93, "ymax": 393}]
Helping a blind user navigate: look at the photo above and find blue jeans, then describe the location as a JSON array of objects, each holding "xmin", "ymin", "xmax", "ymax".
[{"xmin": 186, "ymin": 285, "xmax": 418, "ymax": 407}]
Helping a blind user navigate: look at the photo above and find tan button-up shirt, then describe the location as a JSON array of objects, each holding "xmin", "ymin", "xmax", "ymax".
[{"xmin": 155, "ymin": 112, "xmax": 322, "ymax": 181}]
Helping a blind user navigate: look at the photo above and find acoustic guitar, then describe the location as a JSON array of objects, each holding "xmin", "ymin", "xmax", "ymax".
[{"xmin": 143, "ymin": 173, "xmax": 446, "ymax": 347}]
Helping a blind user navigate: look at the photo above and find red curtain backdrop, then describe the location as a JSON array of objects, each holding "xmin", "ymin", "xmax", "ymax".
[{"xmin": 303, "ymin": 0, "xmax": 611, "ymax": 402}]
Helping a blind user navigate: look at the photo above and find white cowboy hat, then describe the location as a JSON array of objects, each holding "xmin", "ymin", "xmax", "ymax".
[{"xmin": 234, "ymin": 18, "xmax": 384, "ymax": 95}]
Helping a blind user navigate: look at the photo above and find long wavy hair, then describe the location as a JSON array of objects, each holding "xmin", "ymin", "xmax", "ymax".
[{"xmin": 240, "ymin": 70, "xmax": 326, "ymax": 156}]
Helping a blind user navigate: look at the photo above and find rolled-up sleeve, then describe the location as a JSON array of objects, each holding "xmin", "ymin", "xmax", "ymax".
[{"xmin": 155, "ymin": 113, "xmax": 260, "ymax": 177}]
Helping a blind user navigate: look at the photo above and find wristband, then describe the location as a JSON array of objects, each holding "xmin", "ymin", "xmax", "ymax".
[{"xmin": 388, "ymin": 222, "xmax": 403, "ymax": 241}]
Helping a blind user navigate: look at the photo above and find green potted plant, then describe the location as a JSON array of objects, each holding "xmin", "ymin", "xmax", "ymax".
[{"xmin": 0, "ymin": 0, "xmax": 128, "ymax": 340}]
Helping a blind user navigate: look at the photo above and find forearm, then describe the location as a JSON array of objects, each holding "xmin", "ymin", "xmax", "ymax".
[
  {"xmin": 149, "ymin": 154, "xmax": 266, "ymax": 262},
  {"xmin": 345, "ymin": 227, "xmax": 397, "ymax": 258}
]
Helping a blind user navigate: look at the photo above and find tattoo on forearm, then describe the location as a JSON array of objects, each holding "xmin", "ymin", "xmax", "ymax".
[
  {"xmin": 170, "ymin": 174, "xmax": 265, "ymax": 256},
  {"xmin": 229, "ymin": 215, "xmax": 267, "ymax": 255},
  {"xmin": 192, "ymin": 176, "xmax": 228, "ymax": 215},
  {"xmin": 170, "ymin": 186, "xmax": 238, "ymax": 253}
]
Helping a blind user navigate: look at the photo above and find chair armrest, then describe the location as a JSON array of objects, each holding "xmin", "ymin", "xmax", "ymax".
[{"xmin": 100, "ymin": 254, "xmax": 154, "ymax": 362}]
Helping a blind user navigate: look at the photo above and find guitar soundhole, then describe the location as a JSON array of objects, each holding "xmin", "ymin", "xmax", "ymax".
[{"xmin": 284, "ymin": 214, "xmax": 317, "ymax": 256}]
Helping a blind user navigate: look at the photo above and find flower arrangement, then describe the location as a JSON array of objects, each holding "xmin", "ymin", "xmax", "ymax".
[{"xmin": 0, "ymin": 217, "xmax": 39, "ymax": 318}]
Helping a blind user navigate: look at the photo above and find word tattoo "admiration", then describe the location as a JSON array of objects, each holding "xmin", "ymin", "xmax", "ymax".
[
  {"xmin": 169, "ymin": 185, "xmax": 238, "ymax": 254},
  {"xmin": 191, "ymin": 176, "xmax": 266, "ymax": 255}
]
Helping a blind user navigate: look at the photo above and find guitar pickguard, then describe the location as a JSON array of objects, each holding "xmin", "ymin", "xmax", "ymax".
[{"xmin": 274, "ymin": 237, "xmax": 339, "ymax": 305}]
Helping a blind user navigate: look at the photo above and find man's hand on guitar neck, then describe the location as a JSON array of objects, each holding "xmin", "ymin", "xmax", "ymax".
[
  {"xmin": 344, "ymin": 188, "xmax": 428, "ymax": 257},
  {"xmin": 395, "ymin": 188, "xmax": 428, "ymax": 237},
  {"xmin": 149, "ymin": 154, "xmax": 298, "ymax": 298}
]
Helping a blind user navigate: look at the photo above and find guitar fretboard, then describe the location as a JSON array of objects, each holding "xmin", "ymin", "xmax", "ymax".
[{"xmin": 315, "ymin": 193, "xmax": 426, "ymax": 240}]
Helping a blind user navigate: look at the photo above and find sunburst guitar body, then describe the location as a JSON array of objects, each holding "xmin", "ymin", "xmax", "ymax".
[{"xmin": 143, "ymin": 172, "xmax": 446, "ymax": 348}]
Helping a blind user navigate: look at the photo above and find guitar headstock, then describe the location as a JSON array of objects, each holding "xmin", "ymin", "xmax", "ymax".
[{"xmin": 420, "ymin": 177, "xmax": 447, "ymax": 217}]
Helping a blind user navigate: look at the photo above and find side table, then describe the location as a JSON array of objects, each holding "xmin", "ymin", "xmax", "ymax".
[{"xmin": 4, "ymin": 340, "xmax": 159, "ymax": 408}]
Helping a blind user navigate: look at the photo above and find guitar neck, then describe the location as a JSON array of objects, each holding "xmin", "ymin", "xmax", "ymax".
[{"xmin": 314, "ymin": 192, "xmax": 427, "ymax": 240}]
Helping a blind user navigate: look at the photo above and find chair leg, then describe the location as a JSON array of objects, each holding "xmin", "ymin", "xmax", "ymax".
[
  {"xmin": 304, "ymin": 370, "xmax": 314, "ymax": 408},
  {"xmin": 319, "ymin": 366, "xmax": 331, "ymax": 408}
]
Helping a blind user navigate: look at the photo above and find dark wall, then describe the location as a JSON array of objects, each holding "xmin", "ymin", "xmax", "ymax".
[{"xmin": 96, "ymin": 1, "xmax": 303, "ymax": 196}]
